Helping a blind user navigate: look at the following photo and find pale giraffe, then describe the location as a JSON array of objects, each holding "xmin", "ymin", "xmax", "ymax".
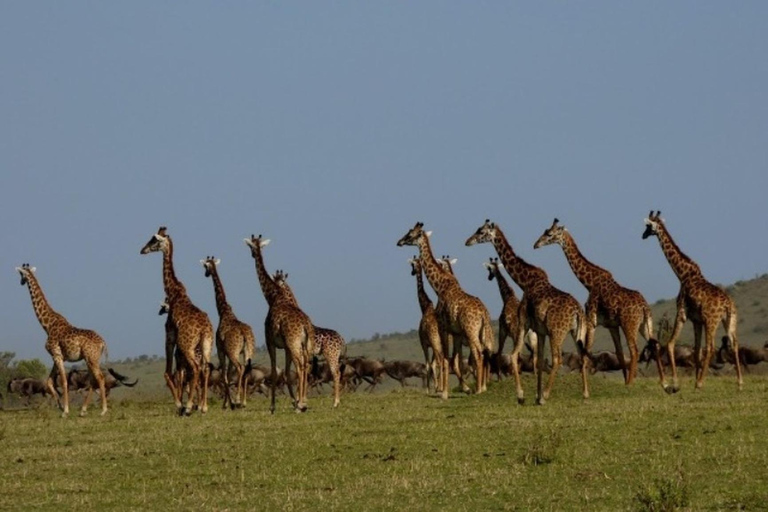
[
  {"xmin": 201, "ymin": 256, "xmax": 257, "ymax": 409},
  {"xmin": 16, "ymin": 264, "xmax": 108, "ymax": 417},
  {"xmin": 244, "ymin": 234, "xmax": 315, "ymax": 413},
  {"xmin": 273, "ymin": 270, "xmax": 347, "ymax": 408},
  {"xmin": 397, "ymin": 222, "xmax": 494, "ymax": 399},
  {"xmin": 483, "ymin": 257, "xmax": 524, "ymax": 380},
  {"xmin": 466, "ymin": 220, "xmax": 587, "ymax": 405},
  {"xmin": 534, "ymin": 218, "xmax": 660, "ymax": 386},
  {"xmin": 141, "ymin": 227, "xmax": 214, "ymax": 415},
  {"xmin": 407, "ymin": 257, "xmax": 444, "ymax": 394},
  {"xmin": 642, "ymin": 211, "xmax": 743, "ymax": 391}
]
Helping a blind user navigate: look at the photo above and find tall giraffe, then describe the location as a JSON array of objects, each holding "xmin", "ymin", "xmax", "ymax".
[
  {"xmin": 408, "ymin": 257, "xmax": 443, "ymax": 394},
  {"xmin": 244, "ymin": 234, "xmax": 315, "ymax": 413},
  {"xmin": 16, "ymin": 264, "xmax": 108, "ymax": 417},
  {"xmin": 397, "ymin": 222, "xmax": 494, "ymax": 399},
  {"xmin": 466, "ymin": 220, "xmax": 587, "ymax": 405},
  {"xmin": 273, "ymin": 270, "xmax": 347, "ymax": 408},
  {"xmin": 534, "ymin": 218, "xmax": 661, "ymax": 386},
  {"xmin": 642, "ymin": 211, "xmax": 743, "ymax": 391},
  {"xmin": 140, "ymin": 227, "xmax": 214, "ymax": 415},
  {"xmin": 201, "ymin": 256, "xmax": 256, "ymax": 409},
  {"xmin": 483, "ymin": 257, "xmax": 523, "ymax": 380}
]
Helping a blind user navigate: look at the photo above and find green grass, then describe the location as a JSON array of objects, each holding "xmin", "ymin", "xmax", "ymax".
[{"xmin": 2, "ymin": 373, "xmax": 767, "ymax": 511}]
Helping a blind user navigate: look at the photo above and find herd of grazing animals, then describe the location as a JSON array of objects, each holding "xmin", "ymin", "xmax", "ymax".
[{"xmin": 9, "ymin": 212, "xmax": 756, "ymax": 417}]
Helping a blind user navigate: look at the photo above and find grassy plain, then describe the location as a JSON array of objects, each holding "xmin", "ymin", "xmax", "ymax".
[{"xmin": 1, "ymin": 371, "xmax": 767, "ymax": 512}]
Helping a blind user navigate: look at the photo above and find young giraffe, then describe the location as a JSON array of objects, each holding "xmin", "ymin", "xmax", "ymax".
[
  {"xmin": 642, "ymin": 211, "xmax": 743, "ymax": 391},
  {"xmin": 273, "ymin": 270, "xmax": 347, "ymax": 407},
  {"xmin": 201, "ymin": 256, "xmax": 257, "ymax": 409},
  {"xmin": 397, "ymin": 222, "xmax": 494, "ymax": 399},
  {"xmin": 16, "ymin": 264, "xmax": 108, "ymax": 417},
  {"xmin": 483, "ymin": 257, "xmax": 524, "ymax": 381},
  {"xmin": 466, "ymin": 220, "xmax": 587, "ymax": 405},
  {"xmin": 244, "ymin": 234, "xmax": 315, "ymax": 413},
  {"xmin": 534, "ymin": 218, "xmax": 661, "ymax": 387},
  {"xmin": 141, "ymin": 227, "xmax": 214, "ymax": 415},
  {"xmin": 408, "ymin": 257, "xmax": 443, "ymax": 394}
]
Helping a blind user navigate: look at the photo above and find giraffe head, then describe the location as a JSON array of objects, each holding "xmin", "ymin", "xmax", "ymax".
[
  {"xmin": 15, "ymin": 263, "xmax": 36, "ymax": 286},
  {"xmin": 396, "ymin": 222, "xmax": 431, "ymax": 247},
  {"xmin": 273, "ymin": 269, "xmax": 289, "ymax": 287},
  {"xmin": 465, "ymin": 219, "xmax": 498, "ymax": 246},
  {"xmin": 200, "ymin": 256, "xmax": 221, "ymax": 278},
  {"xmin": 158, "ymin": 299, "xmax": 170, "ymax": 316},
  {"xmin": 140, "ymin": 226, "xmax": 170, "ymax": 255},
  {"xmin": 244, "ymin": 234, "xmax": 271, "ymax": 257},
  {"xmin": 533, "ymin": 218, "xmax": 566, "ymax": 249},
  {"xmin": 483, "ymin": 257, "xmax": 502, "ymax": 281},
  {"xmin": 439, "ymin": 255, "xmax": 457, "ymax": 275},
  {"xmin": 408, "ymin": 257, "xmax": 422, "ymax": 276},
  {"xmin": 642, "ymin": 210, "xmax": 663, "ymax": 240}
]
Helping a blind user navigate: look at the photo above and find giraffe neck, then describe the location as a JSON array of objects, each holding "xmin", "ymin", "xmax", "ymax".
[
  {"xmin": 558, "ymin": 231, "xmax": 611, "ymax": 290},
  {"xmin": 414, "ymin": 268, "xmax": 434, "ymax": 314},
  {"xmin": 492, "ymin": 266, "xmax": 515, "ymax": 303},
  {"xmin": 208, "ymin": 266, "xmax": 233, "ymax": 318},
  {"xmin": 251, "ymin": 245, "xmax": 280, "ymax": 305},
  {"xmin": 491, "ymin": 228, "xmax": 548, "ymax": 292},
  {"xmin": 655, "ymin": 224, "xmax": 701, "ymax": 282},
  {"xmin": 23, "ymin": 273, "xmax": 67, "ymax": 335},
  {"xmin": 161, "ymin": 237, "xmax": 187, "ymax": 305},
  {"xmin": 416, "ymin": 235, "xmax": 455, "ymax": 298}
]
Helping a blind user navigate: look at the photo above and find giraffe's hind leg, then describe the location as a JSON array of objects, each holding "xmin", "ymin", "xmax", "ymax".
[{"xmin": 723, "ymin": 312, "xmax": 743, "ymax": 390}]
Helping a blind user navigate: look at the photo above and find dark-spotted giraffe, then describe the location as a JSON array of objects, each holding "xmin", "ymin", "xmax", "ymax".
[{"xmin": 642, "ymin": 211, "xmax": 742, "ymax": 391}]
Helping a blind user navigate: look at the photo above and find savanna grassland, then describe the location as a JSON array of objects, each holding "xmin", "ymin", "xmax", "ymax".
[
  {"xmin": 1, "ymin": 371, "xmax": 767, "ymax": 512},
  {"xmin": 2, "ymin": 274, "xmax": 767, "ymax": 511}
]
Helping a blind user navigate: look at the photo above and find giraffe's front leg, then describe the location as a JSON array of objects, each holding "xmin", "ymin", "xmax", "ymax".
[{"xmin": 664, "ymin": 296, "xmax": 687, "ymax": 394}]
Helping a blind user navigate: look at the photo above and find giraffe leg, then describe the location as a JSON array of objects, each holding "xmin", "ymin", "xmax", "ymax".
[
  {"xmin": 329, "ymin": 353, "xmax": 341, "ymax": 408},
  {"xmin": 496, "ymin": 323, "xmax": 508, "ymax": 381},
  {"xmin": 420, "ymin": 342, "xmax": 432, "ymax": 393},
  {"xmin": 698, "ymin": 321, "xmax": 719, "ymax": 389},
  {"xmin": 283, "ymin": 350, "xmax": 299, "ymax": 410},
  {"xmin": 534, "ymin": 332, "xmax": 547, "ymax": 405},
  {"xmin": 45, "ymin": 362, "xmax": 64, "ymax": 413},
  {"xmin": 164, "ymin": 342, "xmax": 182, "ymax": 411},
  {"xmin": 267, "ymin": 341, "xmax": 278, "ymax": 414},
  {"xmin": 439, "ymin": 330, "xmax": 451, "ymax": 400},
  {"xmin": 665, "ymin": 303, "xmax": 687, "ymax": 393},
  {"xmin": 608, "ymin": 327, "xmax": 628, "ymax": 384},
  {"xmin": 692, "ymin": 322, "xmax": 704, "ymax": 388},
  {"xmin": 451, "ymin": 336, "xmax": 470, "ymax": 394},
  {"xmin": 54, "ymin": 358, "xmax": 69, "ymax": 417},
  {"xmin": 724, "ymin": 312, "xmax": 743, "ymax": 390},
  {"xmin": 510, "ymin": 323, "xmax": 529, "ymax": 405},
  {"xmin": 181, "ymin": 347, "xmax": 199, "ymax": 416},
  {"xmin": 543, "ymin": 334, "xmax": 564, "ymax": 402}
]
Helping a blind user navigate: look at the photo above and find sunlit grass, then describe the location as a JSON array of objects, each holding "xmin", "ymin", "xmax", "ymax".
[{"xmin": 1, "ymin": 373, "xmax": 766, "ymax": 511}]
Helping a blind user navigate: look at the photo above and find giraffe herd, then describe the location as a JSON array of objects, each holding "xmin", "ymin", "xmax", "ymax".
[{"xmin": 12, "ymin": 212, "xmax": 745, "ymax": 417}]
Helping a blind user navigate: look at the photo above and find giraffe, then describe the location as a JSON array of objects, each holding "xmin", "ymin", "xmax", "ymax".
[
  {"xmin": 273, "ymin": 270, "xmax": 347, "ymax": 408},
  {"xmin": 140, "ymin": 227, "xmax": 214, "ymax": 415},
  {"xmin": 244, "ymin": 234, "xmax": 315, "ymax": 413},
  {"xmin": 483, "ymin": 257, "xmax": 524, "ymax": 380},
  {"xmin": 534, "ymin": 218, "xmax": 661, "ymax": 387},
  {"xmin": 642, "ymin": 211, "xmax": 743, "ymax": 391},
  {"xmin": 15, "ymin": 264, "xmax": 108, "ymax": 417},
  {"xmin": 201, "ymin": 256, "xmax": 257, "ymax": 409},
  {"xmin": 408, "ymin": 257, "xmax": 443, "ymax": 394},
  {"xmin": 466, "ymin": 220, "xmax": 587, "ymax": 405},
  {"xmin": 397, "ymin": 222, "xmax": 494, "ymax": 399}
]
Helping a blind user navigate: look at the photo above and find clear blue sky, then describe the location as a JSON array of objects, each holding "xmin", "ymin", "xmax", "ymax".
[{"xmin": 2, "ymin": 3, "xmax": 766, "ymax": 361}]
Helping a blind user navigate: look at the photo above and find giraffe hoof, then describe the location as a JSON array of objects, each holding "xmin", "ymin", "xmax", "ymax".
[
  {"xmin": 79, "ymin": 410, "xmax": 87, "ymax": 417},
  {"xmin": 664, "ymin": 386, "xmax": 678, "ymax": 395},
  {"xmin": 535, "ymin": 397, "xmax": 546, "ymax": 406},
  {"xmin": 517, "ymin": 397, "xmax": 525, "ymax": 405}
]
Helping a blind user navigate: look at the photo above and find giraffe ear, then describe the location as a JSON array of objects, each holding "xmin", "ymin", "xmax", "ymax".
[
  {"xmin": 448, "ymin": 258, "xmax": 457, "ymax": 266},
  {"xmin": 425, "ymin": 231, "xmax": 432, "ymax": 238},
  {"xmin": 215, "ymin": 258, "xmax": 221, "ymax": 266},
  {"xmin": 200, "ymin": 259, "xmax": 206, "ymax": 266},
  {"xmin": 482, "ymin": 261, "xmax": 493, "ymax": 270},
  {"xmin": 260, "ymin": 238, "xmax": 271, "ymax": 248}
]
